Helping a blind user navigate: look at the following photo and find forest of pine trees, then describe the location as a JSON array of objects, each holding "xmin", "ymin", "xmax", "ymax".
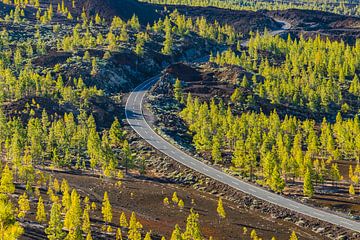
[
  {"xmin": 211, "ymin": 32, "xmax": 360, "ymax": 115},
  {"xmin": 0, "ymin": 0, "xmax": 357, "ymax": 238},
  {"xmin": 179, "ymin": 93, "xmax": 360, "ymax": 193},
  {"xmin": 141, "ymin": 0, "xmax": 360, "ymax": 16}
]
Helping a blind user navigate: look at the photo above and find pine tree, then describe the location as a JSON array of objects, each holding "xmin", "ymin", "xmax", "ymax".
[
  {"xmin": 0, "ymin": 198, "xmax": 24, "ymax": 239},
  {"xmin": 119, "ymin": 212, "xmax": 128, "ymax": 227},
  {"xmin": 303, "ymin": 168, "xmax": 314, "ymax": 198},
  {"xmin": 64, "ymin": 189, "xmax": 82, "ymax": 238},
  {"xmin": 36, "ymin": 196, "xmax": 46, "ymax": 223},
  {"xmin": 95, "ymin": 13, "xmax": 101, "ymax": 25},
  {"xmin": 216, "ymin": 197, "xmax": 226, "ymax": 219},
  {"xmin": 183, "ymin": 209, "xmax": 202, "ymax": 240},
  {"xmin": 45, "ymin": 202, "xmax": 65, "ymax": 240},
  {"xmin": 86, "ymin": 232, "xmax": 93, "ymax": 240},
  {"xmin": 18, "ymin": 192, "xmax": 30, "ymax": 219},
  {"xmin": 350, "ymin": 75, "xmax": 360, "ymax": 96},
  {"xmin": 144, "ymin": 232, "xmax": 152, "ymax": 240},
  {"xmin": 83, "ymin": 51, "xmax": 91, "ymax": 61},
  {"xmin": 161, "ymin": 17, "xmax": 173, "ymax": 55},
  {"xmin": 91, "ymin": 58, "xmax": 98, "ymax": 76},
  {"xmin": 129, "ymin": 14, "xmax": 140, "ymax": 30},
  {"xmin": 0, "ymin": 164, "xmax": 15, "ymax": 194},
  {"xmin": 330, "ymin": 163, "xmax": 342, "ymax": 186},
  {"xmin": 178, "ymin": 199, "xmax": 184, "ymax": 210},
  {"xmin": 163, "ymin": 197, "xmax": 170, "ymax": 206},
  {"xmin": 270, "ymin": 165, "xmax": 285, "ymax": 193},
  {"xmin": 289, "ymin": 231, "xmax": 298, "ymax": 240},
  {"xmin": 170, "ymin": 224, "xmax": 182, "ymax": 240},
  {"xmin": 82, "ymin": 207, "xmax": 91, "ymax": 234},
  {"xmin": 116, "ymin": 228, "xmax": 123, "ymax": 240},
  {"xmin": 174, "ymin": 79, "xmax": 183, "ymax": 102},
  {"xmin": 119, "ymin": 25, "xmax": 129, "ymax": 42},
  {"xmin": 128, "ymin": 212, "xmax": 142, "ymax": 240},
  {"xmin": 87, "ymin": 128, "xmax": 101, "ymax": 169},
  {"xmin": 135, "ymin": 33, "xmax": 145, "ymax": 56},
  {"xmin": 107, "ymin": 30, "xmax": 117, "ymax": 50},
  {"xmin": 109, "ymin": 118, "xmax": 125, "ymax": 147},
  {"xmin": 172, "ymin": 192, "xmax": 179, "ymax": 204},
  {"xmin": 62, "ymin": 183, "xmax": 71, "ymax": 212},
  {"xmin": 211, "ymin": 136, "xmax": 222, "ymax": 163},
  {"xmin": 349, "ymin": 184, "xmax": 355, "ymax": 195},
  {"xmin": 250, "ymin": 229, "xmax": 258, "ymax": 239},
  {"xmin": 122, "ymin": 140, "xmax": 133, "ymax": 174},
  {"xmin": 230, "ymin": 88, "xmax": 243, "ymax": 103},
  {"xmin": 101, "ymin": 191, "xmax": 112, "ymax": 227}
]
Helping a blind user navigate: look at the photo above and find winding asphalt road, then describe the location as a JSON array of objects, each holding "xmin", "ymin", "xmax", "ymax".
[{"xmin": 125, "ymin": 21, "xmax": 360, "ymax": 233}]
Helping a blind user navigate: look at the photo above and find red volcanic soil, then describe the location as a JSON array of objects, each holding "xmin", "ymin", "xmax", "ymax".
[
  {"xmin": 172, "ymin": 6, "xmax": 282, "ymax": 33},
  {"xmin": 46, "ymin": 0, "xmax": 162, "ymax": 24},
  {"xmin": 49, "ymin": 0, "xmax": 281, "ymax": 33},
  {"xmin": 267, "ymin": 9, "xmax": 360, "ymax": 29},
  {"xmin": 20, "ymin": 169, "xmax": 326, "ymax": 240},
  {"xmin": 267, "ymin": 9, "xmax": 360, "ymax": 43}
]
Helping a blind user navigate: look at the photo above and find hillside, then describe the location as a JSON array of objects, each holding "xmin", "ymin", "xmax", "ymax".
[
  {"xmin": 68, "ymin": 0, "xmax": 162, "ymax": 23},
  {"xmin": 0, "ymin": 0, "xmax": 359, "ymax": 240}
]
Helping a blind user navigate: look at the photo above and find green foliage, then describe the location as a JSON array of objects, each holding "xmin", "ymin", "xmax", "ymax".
[
  {"xmin": 216, "ymin": 197, "xmax": 226, "ymax": 219},
  {"xmin": 178, "ymin": 199, "xmax": 184, "ymax": 210},
  {"xmin": 303, "ymin": 168, "xmax": 314, "ymax": 198},
  {"xmin": 161, "ymin": 17, "xmax": 173, "ymax": 55},
  {"xmin": 128, "ymin": 212, "xmax": 142, "ymax": 240},
  {"xmin": 109, "ymin": 118, "xmax": 125, "ymax": 147},
  {"xmin": 289, "ymin": 231, "xmax": 298, "ymax": 240},
  {"xmin": 0, "ymin": 197, "xmax": 24, "ymax": 240},
  {"xmin": 270, "ymin": 166, "xmax": 285, "ymax": 193},
  {"xmin": 141, "ymin": 0, "xmax": 360, "ymax": 17},
  {"xmin": 172, "ymin": 192, "xmax": 179, "ymax": 204},
  {"xmin": 144, "ymin": 232, "xmax": 152, "ymax": 240},
  {"xmin": 82, "ymin": 207, "xmax": 91, "ymax": 234},
  {"xmin": 64, "ymin": 189, "xmax": 82, "ymax": 239},
  {"xmin": 86, "ymin": 232, "xmax": 93, "ymax": 240},
  {"xmin": 45, "ymin": 202, "xmax": 65, "ymax": 240},
  {"xmin": 116, "ymin": 228, "xmax": 123, "ymax": 240},
  {"xmin": 174, "ymin": 78, "xmax": 183, "ymax": 102},
  {"xmin": 211, "ymin": 136, "xmax": 222, "ymax": 163},
  {"xmin": 180, "ymin": 93, "xmax": 360, "ymax": 189},
  {"xmin": 119, "ymin": 212, "xmax": 128, "ymax": 228},
  {"xmin": 17, "ymin": 192, "xmax": 30, "ymax": 219},
  {"xmin": 101, "ymin": 191, "xmax": 112, "ymax": 226},
  {"xmin": 349, "ymin": 184, "xmax": 355, "ymax": 195},
  {"xmin": 36, "ymin": 196, "xmax": 46, "ymax": 223},
  {"xmin": 0, "ymin": 165, "xmax": 15, "ymax": 195},
  {"xmin": 212, "ymin": 33, "xmax": 360, "ymax": 114},
  {"xmin": 182, "ymin": 209, "xmax": 203, "ymax": 240},
  {"xmin": 170, "ymin": 224, "xmax": 182, "ymax": 240}
]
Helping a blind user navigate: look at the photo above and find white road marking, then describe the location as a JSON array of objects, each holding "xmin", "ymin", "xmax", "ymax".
[
  {"xmin": 340, "ymin": 221, "xmax": 354, "ymax": 226},
  {"xmin": 289, "ymin": 204, "xmax": 299, "ymax": 209},
  {"xmin": 216, "ymin": 174, "xmax": 224, "ymax": 179},
  {"xmin": 124, "ymin": 22, "xmax": 360, "ymax": 233},
  {"xmin": 313, "ymin": 212, "xmax": 324, "ymax": 217}
]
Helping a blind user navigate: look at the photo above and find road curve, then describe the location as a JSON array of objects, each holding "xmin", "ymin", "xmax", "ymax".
[{"xmin": 125, "ymin": 22, "xmax": 360, "ymax": 233}]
